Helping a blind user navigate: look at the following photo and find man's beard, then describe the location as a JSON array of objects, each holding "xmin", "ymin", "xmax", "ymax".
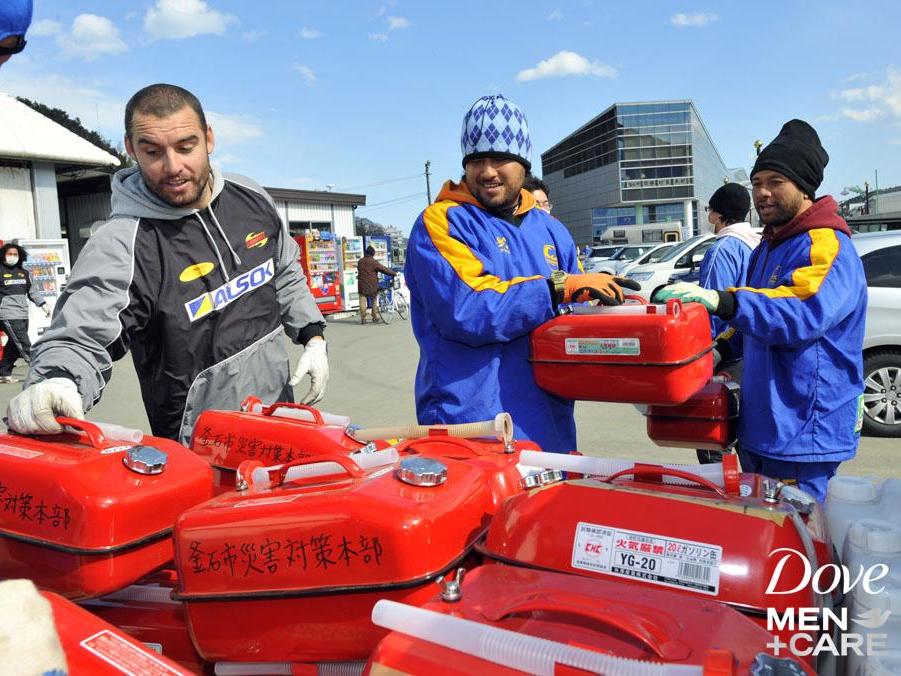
[
  {"xmin": 142, "ymin": 164, "xmax": 211, "ymax": 208},
  {"xmin": 757, "ymin": 192, "xmax": 805, "ymax": 227},
  {"xmin": 466, "ymin": 177, "xmax": 521, "ymax": 213}
]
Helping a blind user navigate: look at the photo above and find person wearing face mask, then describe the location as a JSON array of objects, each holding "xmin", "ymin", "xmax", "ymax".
[
  {"xmin": 404, "ymin": 94, "xmax": 639, "ymax": 452},
  {"xmin": 0, "ymin": 243, "xmax": 50, "ymax": 384}
]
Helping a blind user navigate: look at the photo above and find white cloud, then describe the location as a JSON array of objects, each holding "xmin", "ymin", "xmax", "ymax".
[
  {"xmin": 841, "ymin": 107, "xmax": 884, "ymax": 122},
  {"xmin": 368, "ymin": 32, "xmax": 388, "ymax": 42},
  {"xmin": 388, "ymin": 16, "xmax": 410, "ymax": 30},
  {"xmin": 143, "ymin": 0, "xmax": 235, "ymax": 42},
  {"xmin": 516, "ymin": 50, "xmax": 618, "ymax": 83},
  {"xmin": 836, "ymin": 66, "xmax": 901, "ymax": 121},
  {"xmin": 30, "ymin": 19, "xmax": 62, "ymax": 36},
  {"xmin": 206, "ymin": 112, "xmax": 263, "ymax": 145},
  {"xmin": 293, "ymin": 64, "xmax": 316, "ymax": 85},
  {"xmin": 1, "ymin": 73, "xmax": 125, "ymax": 138},
  {"xmin": 300, "ymin": 27, "xmax": 320, "ymax": 39},
  {"xmin": 547, "ymin": 10, "xmax": 563, "ymax": 21},
  {"xmin": 57, "ymin": 14, "xmax": 128, "ymax": 61},
  {"xmin": 241, "ymin": 30, "xmax": 266, "ymax": 43},
  {"xmin": 843, "ymin": 72, "xmax": 868, "ymax": 83},
  {"xmin": 671, "ymin": 12, "xmax": 719, "ymax": 27}
]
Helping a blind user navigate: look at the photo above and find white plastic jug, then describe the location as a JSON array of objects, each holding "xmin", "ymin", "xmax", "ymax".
[
  {"xmin": 827, "ymin": 477, "xmax": 884, "ymax": 556},
  {"xmin": 847, "ymin": 584, "xmax": 901, "ymax": 676}
]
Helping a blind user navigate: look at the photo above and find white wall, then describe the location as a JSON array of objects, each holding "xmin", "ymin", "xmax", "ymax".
[
  {"xmin": 0, "ymin": 165, "xmax": 35, "ymax": 239},
  {"xmin": 31, "ymin": 161, "xmax": 61, "ymax": 238},
  {"xmin": 273, "ymin": 199, "xmax": 356, "ymax": 238}
]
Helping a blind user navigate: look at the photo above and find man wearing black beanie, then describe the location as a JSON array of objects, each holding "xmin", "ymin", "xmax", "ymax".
[{"xmin": 658, "ymin": 119, "xmax": 867, "ymax": 502}]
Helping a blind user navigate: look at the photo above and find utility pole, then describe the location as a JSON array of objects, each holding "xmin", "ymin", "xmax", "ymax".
[{"xmin": 424, "ymin": 161, "xmax": 432, "ymax": 205}]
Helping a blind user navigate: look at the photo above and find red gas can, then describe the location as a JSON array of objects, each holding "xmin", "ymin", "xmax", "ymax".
[
  {"xmin": 367, "ymin": 565, "xmax": 813, "ymax": 675},
  {"xmin": 190, "ymin": 398, "xmax": 371, "ymax": 491},
  {"xmin": 79, "ymin": 571, "xmax": 208, "ymax": 674},
  {"xmin": 394, "ymin": 432, "xmax": 539, "ymax": 508},
  {"xmin": 0, "ymin": 419, "xmax": 213, "ymax": 599},
  {"xmin": 646, "ymin": 379, "xmax": 739, "ymax": 450},
  {"xmin": 173, "ymin": 452, "xmax": 498, "ymax": 663},
  {"xmin": 530, "ymin": 300, "xmax": 713, "ymax": 405},
  {"xmin": 46, "ymin": 589, "xmax": 192, "ymax": 675},
  {"xmin": 480, "ymin": 461, "xmax": 833, "ymax": 663}
]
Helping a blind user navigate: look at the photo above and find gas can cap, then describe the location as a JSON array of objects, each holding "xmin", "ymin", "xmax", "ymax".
[
  {"xmin": 396, "ymin": 457, "xmax": 447, "ymax": 487},
  {"xmin": 123, "ymin": 445, "xmax": 168, "ymax": 475}
]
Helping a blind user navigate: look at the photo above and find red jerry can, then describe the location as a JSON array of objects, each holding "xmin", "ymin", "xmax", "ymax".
[
  {"xmin": 190, "ymin": 398, "xmax": 378, "ymax": 491},
  {"xmin": 0, "ymin": 418, "xmax": 213, "ymax": 599},
  {"xmin": 394, "ymin": 432, "xmax": 541, "ymax": 508},
  {"xmin": 366, "ymin": 565, "xmax": 814, "ymax": 675},
  {"xmin": 79, "ymin": 570, "xmax": 208, "ymax": 674},
  {"xmin": 480, "ymin": 461, "xmax": 834, "ymax": 666},
  {"xmin": 646, "ymin": 379, "xmax": 740, "ymax": 450},
  {"xmin": 43, "ymin": 589, "xmax": 192, "ymax": 675},
  {"xmin": 172, "ymin": 452, "xmax": 498, "ymax": 663},
  {"xmin": 530, "ymin": 299, "xmax": 713, "ymax": 405}
]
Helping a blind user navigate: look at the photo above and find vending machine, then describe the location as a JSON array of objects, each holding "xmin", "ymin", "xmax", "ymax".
[
  {"xmin": 17, "ymin": 238, "xmax": 71, "ymax": 344},
  {"xmin": 364, "ymin": 235, "xmax": 392, "ymax": 269},
  {"xmin": 295, "ymin": 232, "xmax": 343, "ymax": 315},
  {"xmin": 341, "ymin": 236, "xmax": 363, "ymax": 311}
]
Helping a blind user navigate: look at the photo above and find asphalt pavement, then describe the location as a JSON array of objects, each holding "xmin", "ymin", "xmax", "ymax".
[{"xmin": 1, "ymin": 313, "xmax": 896, "ymax": 478}]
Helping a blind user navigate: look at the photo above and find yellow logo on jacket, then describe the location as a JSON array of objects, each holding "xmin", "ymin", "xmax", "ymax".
[
  {"xmin": 179, "ymin": 262, "xmax": 215, "ymax": 283},
  {"xmin": 245, "ymin": 231, "xmax": 268, "ymax": 249},
  {"xmin": 543, "ymin": 244, "xmax": 559, "ymax": 270},
  {"xmin": 496, "ymin": 236, "xmax": 510, "ymax": 254}
]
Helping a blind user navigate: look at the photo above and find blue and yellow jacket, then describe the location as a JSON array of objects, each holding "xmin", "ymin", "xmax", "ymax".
[
  {"xmin": 405, "ymin": 180, "xmax": 581, "ymax": 452},
  {"xmin": 723, "ymin": 197, "xmax": 866, "ymax": 462}
]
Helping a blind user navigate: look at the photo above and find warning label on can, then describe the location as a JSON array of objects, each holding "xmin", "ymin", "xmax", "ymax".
[
  {"xmin": 80, "ymin": 629, "xmax": 182, "ymax": 675},
  {"xmin": 564, "ymin": 337, "xmax": 640, "ymax": 356},
  {"xmin": 571, "ymin": 521, "xmax": 721, "ymax": 595}
]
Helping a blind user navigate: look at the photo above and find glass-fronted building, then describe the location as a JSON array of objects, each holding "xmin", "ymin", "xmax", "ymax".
[{"xmin": 541, "ymin": 100, "xmax": 735, "ymax": 245}]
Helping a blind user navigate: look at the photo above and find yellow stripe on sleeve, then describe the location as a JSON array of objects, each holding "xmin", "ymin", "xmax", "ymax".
[
  {"xmin": 730, "ymin": 228, "xmax": 841, "ymax": 300},
  {"xmin": 422, "ymin": 201, "xmax": 544, "ymax": 293}
]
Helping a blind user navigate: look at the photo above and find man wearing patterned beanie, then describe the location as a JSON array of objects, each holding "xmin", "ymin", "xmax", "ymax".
[
  {"xmin": 657, "ymin": 119, "xmax": 866, "ymax": 501},
  {"xmin": 404, "ymin": 94, "xmax": 638, "ymax": 452}
]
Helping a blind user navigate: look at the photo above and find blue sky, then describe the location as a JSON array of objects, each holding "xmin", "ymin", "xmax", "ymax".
[{"xmin": 4, "ymin": 0, "xmax": 901, "ymax": 232}]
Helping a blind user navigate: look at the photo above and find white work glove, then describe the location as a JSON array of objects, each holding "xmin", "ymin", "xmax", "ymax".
[
  {"xmin": 6, "ymin": 377, "xmax": 84, "ymax": 435},
  {"xmin": 654, "ymin": 282, "xmax": 721, "ymax": 312},
  {"xmin": 41, "ymin": 304, "xmax": 51, "ymax": 318},
  {"xmin": 289, "ymin": 338, "xmax": 329, "ymax": 405}
]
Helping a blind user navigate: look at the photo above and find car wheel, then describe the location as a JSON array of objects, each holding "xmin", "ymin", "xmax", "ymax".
[{"xmin": 862, "ymin": 350, "xmax": 901, "ymax": 437}]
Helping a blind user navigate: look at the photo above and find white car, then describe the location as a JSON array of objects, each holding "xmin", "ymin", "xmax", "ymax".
[
  {"xmin": 589, "ymin": 244, "xmax": 670, "ymax": 275},
  {"xmin": 852, "ymin": 231, "xmax": 901, "ymax": 437},
  {"xmin": 582, "ymin": 245, "xmax": 623, "ymax": 271},
  {"xmin": 602, "ymin": 243, "xmax": 677, "ymax": 276},
  {"xmin": 624, "ymin": 234, "xmax": 716, "ymax": 301}
]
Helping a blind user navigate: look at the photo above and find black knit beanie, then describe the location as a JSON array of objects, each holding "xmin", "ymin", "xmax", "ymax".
[
  {"xmin": 709, "ymin": 183, "xmax": 750, "ymax": 223},
  {"xmin": 751, "ymin": 119, "xmax": 828, "ymax": 199}
]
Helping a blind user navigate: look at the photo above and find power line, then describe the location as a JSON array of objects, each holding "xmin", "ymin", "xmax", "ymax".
[
  {"xmin": 356, "ymin": 191, "xmax": 427, "ymax": 211},
  {"xmin": 337, "ymin": 173, "xmax": 424, "ymax": 192}
]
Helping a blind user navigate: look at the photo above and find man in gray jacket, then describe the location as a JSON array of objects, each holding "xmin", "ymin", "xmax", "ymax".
[{"xmin": 7, "ymin": 83, "xmax": 329, "ymax": 445}]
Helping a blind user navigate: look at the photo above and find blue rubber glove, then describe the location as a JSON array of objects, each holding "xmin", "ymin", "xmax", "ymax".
[{"xmin": 654, "ymin": 282, "xmax": 720, "ymax": 312}]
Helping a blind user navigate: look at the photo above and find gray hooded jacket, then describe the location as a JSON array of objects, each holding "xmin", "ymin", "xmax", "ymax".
[{"xmin": 26, "ymin": 165, "xmax": 325, "ymax": 445}]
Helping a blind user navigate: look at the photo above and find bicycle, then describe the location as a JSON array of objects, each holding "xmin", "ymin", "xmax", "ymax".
[{"xmin": 376, "ymin": 277, "xmax": 408, "ymax": 324}]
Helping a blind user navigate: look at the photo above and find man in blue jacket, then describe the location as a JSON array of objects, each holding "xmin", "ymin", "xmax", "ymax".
[
  {"xmin": 405, "ymin": 95, "xmax": 638, "ymax": 452},
  {"xmin": 657, "ymin": 120, "xmax": 866, "ymax": 501}
]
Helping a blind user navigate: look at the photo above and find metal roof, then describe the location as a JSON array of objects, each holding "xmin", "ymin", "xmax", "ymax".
[
  {"xmin": 264, "ymin": 186, "xmax": 366, "ymax": 207},
  {"xmin": 0, "ymin": 93, "xmax": 120, "ymax": 167}
]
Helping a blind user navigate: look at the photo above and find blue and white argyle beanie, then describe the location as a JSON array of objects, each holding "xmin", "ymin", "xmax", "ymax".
[{"xmin": 460, "ymin": 94, "xmax": 531, "ymax": 171}]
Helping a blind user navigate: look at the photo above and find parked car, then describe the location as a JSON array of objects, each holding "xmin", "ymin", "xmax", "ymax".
[
  {"xmin": 581, "ymin": 245, "xmax": 623, "ymax": 271},
  {"xmin": 614, "ymin": 243, "xmax": 676, "ymax": 277},
  {"xmin": 589, "ymin": 243, "xmax": 673, "ymax": 275},
  {"xmin": 624, "ymin": 234, "xmax": 716, "ymax": 301},
  {"xmin": 852, "ymin": 231, "xmax": 901, "ymax": 437}
]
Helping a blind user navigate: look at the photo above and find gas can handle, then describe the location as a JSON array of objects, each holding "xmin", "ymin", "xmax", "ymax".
[
  {"xmin": 603, "ymin": 465, "xmax": 728, "ymax": 499},
  {"xmin": 239, "ymin": 453, "xmax": 367, "ymax": 490},
  {"xmin": 397, "ymin": 436, "xmax": 493, "ymax": 457},
  {"xmin": 56, "ymin": 417, "xmax": 107, "ymax": 448},
  {"xmin": 623, "ymin": 294, "xmax": 647, "ymax": 305},
  {"xmin": 480, "ymin": 590, "xmax": 690, "ymax": 661},
  {"xmin": 240, "ymin": 396, "xmax": 326, "ymax": 426}
]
